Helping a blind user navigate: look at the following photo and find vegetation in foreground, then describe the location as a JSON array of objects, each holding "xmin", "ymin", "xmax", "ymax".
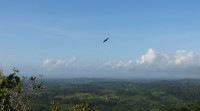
[{"xmin": 0, "ymin": 69, "xmax": 45, "ymax": 111}]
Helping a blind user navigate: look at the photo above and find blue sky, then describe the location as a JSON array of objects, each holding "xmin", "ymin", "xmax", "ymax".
[{"xmin": 1, "ymin": 1, "xmax": 200, "ymax": 78}]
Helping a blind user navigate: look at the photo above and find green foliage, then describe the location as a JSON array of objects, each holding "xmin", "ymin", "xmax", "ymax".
[
  {"xmin": 0, "ymin": 69, "xmax": 27, "ymax": 111},
  {"xmin": 49, "ymin": 100, "xmax": 60, "ymax": 111},
  {"xmin": 69, "ymin": 103, "xmax": 99, "ymax": 111},
  {"xmin": 174, "ymin": 101, "xmax": 200, "ymax": 111},
  {"xmin": 0, "ymin": 68, "xmax": 45, "ymax": 111},
  {"xmin": 49, "ymin": 100, "xmax": 99, "ymax": 111}
]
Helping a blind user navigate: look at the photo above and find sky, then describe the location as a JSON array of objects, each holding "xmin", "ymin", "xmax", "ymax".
[{"xmin": 1, "ymin": 0, "xmax": 200, "ymax": 79}]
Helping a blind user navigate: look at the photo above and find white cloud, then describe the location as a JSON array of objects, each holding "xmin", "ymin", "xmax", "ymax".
[
  {"xmin": 103, "ymin": 60, "xmax": 133, "ymax": 68},
  {"xmin": 136, "ymin": 49, "xmax": 200, "ymax": 66},
  {"xmin": 42, "ymin": 59, "xmax": 55, "ymax": 68},
  {"xmin": 42, "ymin": 57, "xmax": 77, "ymax": 70},
  {"xmin": 175, "ymin": 50, "xmax": 195, "ymax": 64},
  {"xmin": 133, "ymin": 48, "xmax": 200, "ymax": 78},
  {"xmin": 137, "ymin": 48, "xmax": 156, "ymax": 64}
]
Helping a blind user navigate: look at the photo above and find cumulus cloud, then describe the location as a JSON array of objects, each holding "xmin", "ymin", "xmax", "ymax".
[
  {"xmin": 134, "ymin": 49, "xmax": 200, "ymax": 78},
  {"xmin": 137, "ymin": 48, "xmax": 156, "ymax": 64},
  {"xmin": 174, "ymin": 50, "xmax": 196, "ymax": 64},
  {"xmin": 136, "ymin": 48, "xmax": 200, "ymax": 66},
  {"xmin": 42, "ymin": 57, "xmax": 77, "ymax": 70}
]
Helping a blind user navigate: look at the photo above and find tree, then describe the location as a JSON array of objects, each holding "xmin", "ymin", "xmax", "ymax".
[{"xmin": 0, "ymin": 68, "xmax": 44, "ymax": 111}]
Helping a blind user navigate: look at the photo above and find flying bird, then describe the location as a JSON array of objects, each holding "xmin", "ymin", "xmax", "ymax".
[{"xmin": 103, "ymin": 38, "xmax": 109, "ymax": 43}]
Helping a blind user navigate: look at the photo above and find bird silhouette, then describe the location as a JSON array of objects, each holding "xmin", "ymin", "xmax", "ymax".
[{"xmin": 103, "ymin": 38, "xmax": 109, "ymax": 43}]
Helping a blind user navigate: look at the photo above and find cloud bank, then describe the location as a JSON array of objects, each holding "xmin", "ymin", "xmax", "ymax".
[{"xmin": 42, "ymin": 49, "xmax": 200, "ymax": 79}]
